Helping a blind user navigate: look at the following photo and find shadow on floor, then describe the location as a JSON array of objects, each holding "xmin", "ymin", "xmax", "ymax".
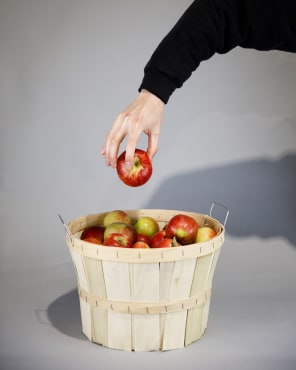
[
  {"xmin": 47, "ymin": 289, "xmax": 86, "ymax": 341},
  {"xmin": 47, "ymin": 153, "xmax": 296, "ymax": 340}
]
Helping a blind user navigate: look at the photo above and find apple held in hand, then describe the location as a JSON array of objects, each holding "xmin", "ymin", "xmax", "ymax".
[
  {"xmin": 166, "ymin": 214, "xmax": 198, "ymax": 245},
  {"xmin": 135, "ymin": 216, "xmax": 159, "ymax": 238},
  {"xmin": 116, "ymin": 149, "xmax": 152, "ymax": 187},
  {"xmin": 196, "ymin": 226, "xmax": 217, "ymax": 243},
  {"xmin": 80, "ymin": 225, "xmax": 105, "ymax": 245},
  {"xmin": 103, "ymin": 209, "xmax": 131, "ymax": 227}
]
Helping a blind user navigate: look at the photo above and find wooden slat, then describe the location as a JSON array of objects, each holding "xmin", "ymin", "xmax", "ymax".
[
  {"xmin": 200, "ymin": 249, "xmax": 221, "ymax": 334},
  {"xmin": 102, "ymin": 261, "xmax": 131, "ymax": 351},
  {"xmin": 129, "ymin": 263, "xmax": 160, "ymax": 351},
  {"xmin": 185, "ymin": 252, "xmax": 214, "ymax": 345},
  {"xmin": 70, "ymin": 250, "xmax": 92, "ymax": 340},
  {"xmin": 162, "ymin": 259, "xmax": 196, "ymax": 350},
  {"xmin": 83, "ymin": 257, "xmax": 107, "ymax": 345}
]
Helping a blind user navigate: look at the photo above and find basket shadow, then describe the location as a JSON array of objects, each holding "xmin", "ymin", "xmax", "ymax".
[
  {"xmin": 47, "ymin": 289, "xmax": 86, "ymax": 341},
  {"xmin": 145, "ymin": 153, "xmax": 296, "ymax": 247}
]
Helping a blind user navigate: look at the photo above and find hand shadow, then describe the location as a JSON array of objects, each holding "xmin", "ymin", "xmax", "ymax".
[{"xmin": 144, "ymin": 153, "xmax": 296, "ymax": 246}]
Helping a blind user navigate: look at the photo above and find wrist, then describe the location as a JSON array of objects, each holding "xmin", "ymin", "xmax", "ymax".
[{"xmin": 139, "ymin": 89, "xmax": 165, "ymax": 107}]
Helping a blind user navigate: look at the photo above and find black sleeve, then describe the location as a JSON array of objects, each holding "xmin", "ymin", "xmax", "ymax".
[{"xmin": 139, "ymin": 0, "xmax": 296, "ymax": 103}]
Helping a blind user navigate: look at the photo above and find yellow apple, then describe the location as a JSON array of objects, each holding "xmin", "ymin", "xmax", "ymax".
[
  {"xmin": 103, "ymin": 210, "xmax": 131, "ymax": 227},
  {"xmin": 196, "ymin": 226, "xmax": 217, "ymax": 243}
]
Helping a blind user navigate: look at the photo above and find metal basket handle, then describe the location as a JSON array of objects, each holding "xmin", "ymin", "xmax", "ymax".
[
  {"xmin": 209, "ymin": 202, "xmax": 229, "ymax": 227},
  {"xmin": 58, "ymin": 214, "xmax": 73, "ymax": 242}
]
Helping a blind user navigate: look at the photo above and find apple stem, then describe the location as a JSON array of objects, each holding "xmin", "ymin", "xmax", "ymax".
[{"xmin": 172, "ymin": 237, "xmax": 178, "ymax": 247}]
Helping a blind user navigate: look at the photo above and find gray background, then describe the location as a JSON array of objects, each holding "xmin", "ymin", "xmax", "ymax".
[{"xmin": 1, "ymin": 1, "xmax": 296, "ymax": 369}]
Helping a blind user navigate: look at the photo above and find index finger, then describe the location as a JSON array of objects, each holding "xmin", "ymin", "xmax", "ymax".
[
  {"xmin": 147, "ymin": 131, "xmax": 160, "ymax": 159},
  {"xmin": 101, "ymin": 115, "xmax": 126, "ymax": 167},
  {"xmin": 124, "ymin": 129, "xmax": 142, "ymax": 167}
]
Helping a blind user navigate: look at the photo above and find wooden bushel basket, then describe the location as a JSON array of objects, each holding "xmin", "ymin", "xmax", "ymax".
[{"xmin": 64, "ymin": 208, "xmax": 226, "ymax": 351}]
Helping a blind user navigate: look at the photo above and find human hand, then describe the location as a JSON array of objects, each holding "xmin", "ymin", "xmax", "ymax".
[{"xmin": 101, "ymin": 89, "xmax": 165, "ymax": 168}]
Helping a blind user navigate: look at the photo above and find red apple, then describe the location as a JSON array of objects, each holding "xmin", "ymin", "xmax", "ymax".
[
  {"xmin": 80, "ymin": 226, "xmax": 105, "ymax": 245},
  {"xmin": 196, "ymin": 226, "xmax": 217, "ymax": 242},
  {"xmin": 103, "ymin": 209, "xmax": 131, "ymax": 227},
  {"xmin": 116, "ymin": 148, "xmax": 152, "ymax": 187},
  {"xmin": 134, "ymin": 216, "xmax": 159, "ymax": 237},
  {"xmin": 157, "ymin": 238, "xmax": 173, "ymax": 248},
  {"xmin": 136, "ymin": 233, "xmax": 151, "ymax": 245},
  {"xmin": 131, "ymin": 241, "xmax": 150, "ymax": 249},
  {"xmin": 104, "ymin": 222, "xmax": 137, "ymax": 246},
  {"xmin": 157, "ymin": 237, "xmax": 181, "ymax": 248},
  {"xmin": 150, "ymin": 230, "xmax": 166, "ymax": 248},
  {"xmin": 166, "ymin": 214, "xmax": 198, "ymax": 245},
  {"xmin": 104, "ymin": 233, "xmax": 132, "ymax": 248}
]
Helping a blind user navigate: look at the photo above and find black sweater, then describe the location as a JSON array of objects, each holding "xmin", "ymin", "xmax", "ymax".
[{"xmin": 139, "ymin": 0, "xmax": 296, "ymax": 103}]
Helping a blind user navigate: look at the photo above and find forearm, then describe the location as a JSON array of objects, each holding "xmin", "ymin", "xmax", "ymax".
[{"xmin": 139, "ymin": 0, "xmax": 296, "ymax": 103}]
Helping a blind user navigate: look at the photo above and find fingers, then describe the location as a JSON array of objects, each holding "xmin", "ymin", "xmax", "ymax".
[
  {"xmin": 101, "ymin": 90, "xmax": 165, "ymax": 169},
  {"xmin": 101, "ymin": 114, "xmax": 127, "ymax": 168},
  {"xmin": 147, "ymin": 131, "xmax": 159, "ymax": 159},
  {"xmin": 124, "ymin": 128, "xmax": 142, "ymax": 167}
]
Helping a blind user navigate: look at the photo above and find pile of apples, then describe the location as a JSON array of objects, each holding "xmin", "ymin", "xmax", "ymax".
[{"xmin": 80, "ymin": 210, "xmax": 217, "ymax": 248}]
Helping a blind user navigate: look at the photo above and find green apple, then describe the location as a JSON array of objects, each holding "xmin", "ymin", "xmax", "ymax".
[{"xmin": 134, "ymin": 216, "xmax": 159, "ymax": 238}]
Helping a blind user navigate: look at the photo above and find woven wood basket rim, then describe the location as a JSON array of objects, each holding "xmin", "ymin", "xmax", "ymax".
[{"xmin": 66, "ymin": 209, "xmax": 225, "ymax": 263}]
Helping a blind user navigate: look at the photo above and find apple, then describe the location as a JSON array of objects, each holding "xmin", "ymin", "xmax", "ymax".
[
  {"xmin": 103, "ymin": 209, "xmax": 131, "ymax": 227},
  {"xmin": 131, "ymin": 241, "xmax": 150, "ymax": 249},
  {"xmin": 158, "ymin": 236, "xmax": 181, "ymax": 248},
  {"xmin": 104, "ymin": 222, "xmax": 137, "ymax": 246},
  {"xmin": 80, "ymin": 225, "xmax": 105, "ymax": 245},
  {"xmin": 134, "ymin": 216, "xmax": 159, "ymax": 237},
  {"xmin": 116, "ymin": 148, "xmax": 152, "ymax": 187},
  {"xmin": 104, "ymin": 233, "xmax": 132, "ymax": 248},
  {"xmin": 166, "ymin": 214, "xmax": 198, "ymax": 245},
  {"xmin": 157, "ymin": 238, "xmax": 172, "ymax": 248},
  {"xmin": 150, "ymin": 230, "xmax": 166, "ymax": 248},
  {"xmin": 136, "ymin": 233, "xmax": 151, "ymax": 245},
  {"xmin": 196, "ymin": 226, "xmax": 217, "ymax": 243}
]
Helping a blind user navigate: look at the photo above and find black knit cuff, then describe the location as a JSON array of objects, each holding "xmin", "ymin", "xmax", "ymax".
[{"xmin": 138, "ymin": 71, "xmax": 178, "ymax": 104}]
